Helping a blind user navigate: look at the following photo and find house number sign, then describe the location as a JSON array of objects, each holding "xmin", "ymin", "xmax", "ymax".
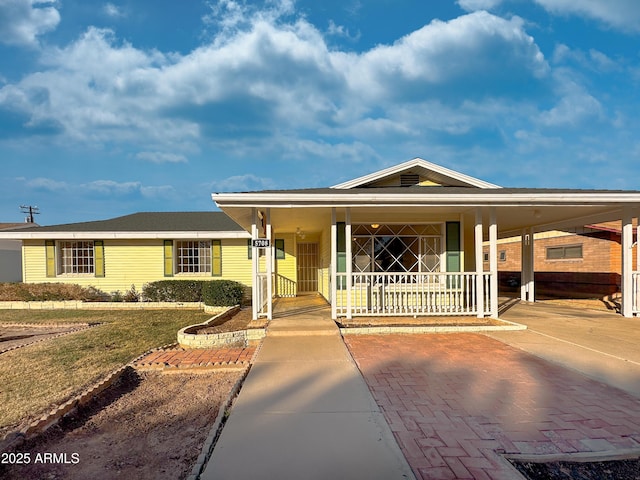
[{"xmin": 252, "ymin": 239, "xmax": 271, "ymax": 248}]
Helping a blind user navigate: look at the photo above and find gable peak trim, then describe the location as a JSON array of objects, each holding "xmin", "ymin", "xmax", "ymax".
[{"xmin": 331, "ymin": 157, "xmax": 502, "ymax": 190}]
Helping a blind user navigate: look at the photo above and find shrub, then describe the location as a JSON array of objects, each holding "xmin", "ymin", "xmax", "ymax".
[
  {"xmin": 0, "ymin": 282, "xmax": 109, "ymax": 301},
  {"xmin": 202, "ymin": 280, "xmax": 244, "ymax": 306},
  {"xmin": 141, "ymin": 280, "xmax": 206, "ymax": 302}
]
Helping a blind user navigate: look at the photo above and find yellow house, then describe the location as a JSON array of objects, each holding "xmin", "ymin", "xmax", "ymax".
[{"xmin": 2, "ymin": 158, "xmax": 640, "ymax": 319}]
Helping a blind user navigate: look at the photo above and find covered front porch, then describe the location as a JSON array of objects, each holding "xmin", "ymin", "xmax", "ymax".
[
  {"xmin": 212, "ymin": 159, "xmax": 640, "ymax": 322},
  {"xmin": 244, "ymin": 203, "xmax": 640, "ymax": 322}
]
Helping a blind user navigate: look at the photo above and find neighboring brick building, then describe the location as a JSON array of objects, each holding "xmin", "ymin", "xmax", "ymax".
[{"xmin": 484, "ymin": 222, "xmax": 638, "ymax": 298}]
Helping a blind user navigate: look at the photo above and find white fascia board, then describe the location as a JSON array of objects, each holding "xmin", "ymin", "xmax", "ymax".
[
  {"xmin": 213, "ymin": 191, "xmax": 640, "ymax": 207},
  {"xmin": 0, "ymin": 231, "xmax": 251, "ymax": 240},
  {"xmin": 331, "ymin": 157, "xmax": 502, "ymax": 189}
]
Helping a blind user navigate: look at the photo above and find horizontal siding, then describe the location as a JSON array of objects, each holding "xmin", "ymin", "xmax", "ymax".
[{"xmin": 22, "ymin": 239, "xmax": 253, "ymax": 294}]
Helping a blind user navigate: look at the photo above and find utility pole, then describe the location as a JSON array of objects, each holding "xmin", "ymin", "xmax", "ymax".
[{"xmin": 20, "ymin": 205, "xmax": 40, "ymax": 223}]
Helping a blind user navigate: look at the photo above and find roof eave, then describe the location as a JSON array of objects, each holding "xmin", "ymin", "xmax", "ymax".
[{"xmin": 0, "ymin": 231, "xmax": 251, "ymax": 240}]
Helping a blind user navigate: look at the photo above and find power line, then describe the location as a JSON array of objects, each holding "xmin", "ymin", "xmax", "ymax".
[{"xmin": 20, "ymin": 205, "xmax": 40, "ymax": 223}]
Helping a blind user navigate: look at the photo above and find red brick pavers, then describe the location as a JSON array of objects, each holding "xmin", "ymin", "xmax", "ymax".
[
  {"xmin": 345, "ymin": 333, "xmax": 640, "ymax": 480},
  {"xmin": 134, "ymin": 346, "xmax": 256, "ymax": 370}
]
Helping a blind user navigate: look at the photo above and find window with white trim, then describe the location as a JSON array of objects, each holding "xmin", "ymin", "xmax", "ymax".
[
  {"xmin": 58, "ymin": 241, "xmax": 95, "ymax": 275},
  {"xmin": 176, "ymin": 240, "xmax": 212, "ymax": 274},
  {"xmin": 546, "ymin": 244, "xmax": 583, "ymax": 260}
]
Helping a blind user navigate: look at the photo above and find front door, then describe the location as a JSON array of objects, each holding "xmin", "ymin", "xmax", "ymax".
[{"xmin": 297, "ymin": 243, "xmax": 318, "ymax": 293}]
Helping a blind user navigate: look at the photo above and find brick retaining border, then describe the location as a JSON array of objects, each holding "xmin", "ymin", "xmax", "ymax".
[
  {"xmin": 0, "ymin": 301, "xmax": 227, "ymax": 312},
  {"xmin": 178, "ymin": 306, "xmax": 266, "ymax": 348},
  {"xmin": 339, "ymin": 318, "xmax": 527, "ymax": 335},
  {"xmin": 186, "ymin": 366, "xmax": 251, "ymax": 480}
]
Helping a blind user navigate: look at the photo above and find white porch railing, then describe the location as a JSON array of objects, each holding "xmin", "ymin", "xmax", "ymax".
[
  {"xmin": 276, "ymin": 274, "xmax": 297, "ymax": 298},
  {"xmin": 633, "ymin": 272, "xmax": 640, "ymax": 315},
  {"xmin": 335, "ymin": 272, "xmax": 493, "ymax": 317},
  {"xmin": 256, "ymin": 273, "xmax": 269, "ymax": 317}
]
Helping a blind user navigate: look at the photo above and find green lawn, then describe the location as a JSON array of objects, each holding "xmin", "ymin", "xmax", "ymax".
[{"xmin": 0, "ymin": 309, "xmax": 217, "ymax": 436}]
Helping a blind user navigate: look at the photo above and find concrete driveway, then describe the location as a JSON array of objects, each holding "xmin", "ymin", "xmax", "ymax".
[{"xmin": 490, "ymin": 300, "xmax": 640, "ymax": 398}]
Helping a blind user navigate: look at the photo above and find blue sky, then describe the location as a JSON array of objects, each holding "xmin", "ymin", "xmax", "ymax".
[{"xmin": 1, "ymin": 0, "xmax": 640, "ymax": 225}]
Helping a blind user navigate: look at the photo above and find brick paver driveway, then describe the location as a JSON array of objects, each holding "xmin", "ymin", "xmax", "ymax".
[{"xmin": 345, "ymin": 333, "xmax": 640, "ymax": 480}]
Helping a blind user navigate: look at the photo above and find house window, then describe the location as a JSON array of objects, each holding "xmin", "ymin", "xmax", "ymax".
[
  {"xmin": 58, "ymin": 241, "xmax": 95, "ymax": 275},
  {"xmin": 499, "ymin": 250, "xmax": 507, "ymax": 262},
  {"xmin": 546, "ymin": 244, "xmax": 583, "ymax": 260},
  {"xmin": 176, "ymin": 240, "xmax": 212, "ymax": 274}
]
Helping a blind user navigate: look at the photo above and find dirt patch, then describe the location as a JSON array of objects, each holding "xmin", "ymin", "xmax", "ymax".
[
  {"xmin": 511, "ymin": 458, "xmax": 640, "ymax": 480},
  {"xmin": 0, "ymin": 325, "xmax": 87, "ymax": 352},
  {"xmin": 194, "ymin": 307, "xmax": 255, "ymax": 334},
  {"xmin": 0, "ymin": 368, "xmax": 242, "ymax": 480}
]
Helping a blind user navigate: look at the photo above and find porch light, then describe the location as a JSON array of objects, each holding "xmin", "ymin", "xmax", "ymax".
[{"xmin": 371, "ymin": 224, "xmax": 380, "ymax": 229}]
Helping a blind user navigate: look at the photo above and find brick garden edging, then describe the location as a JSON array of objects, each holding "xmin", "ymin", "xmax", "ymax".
[{"xmin": 339, "ymin": 318, "xmax": 526, "ymax": 335}]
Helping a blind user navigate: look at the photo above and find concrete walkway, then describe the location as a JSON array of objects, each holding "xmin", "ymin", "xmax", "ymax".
[{"xmin": 201, "ymin": 310, "xmax": 414, "ymax": 480}]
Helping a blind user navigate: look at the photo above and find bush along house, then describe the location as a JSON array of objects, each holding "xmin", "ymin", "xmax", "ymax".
[{"xmin": 2, "ymin": 158, "xmax": 640, "ymax": 320}]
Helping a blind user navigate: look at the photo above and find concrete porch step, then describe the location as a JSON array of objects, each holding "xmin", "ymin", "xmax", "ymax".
[{"xmin": 266, "ymin": 316, "xmax": 340, "ymax": 337}]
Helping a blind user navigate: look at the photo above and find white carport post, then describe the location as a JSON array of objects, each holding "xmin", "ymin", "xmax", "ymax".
[
  {"xmin": 265, "ymin": 208, "xmax": 273, "ymax": 321},
  {"xmin": 345, "ymin": 208, "xmax": 352, "ymax": 320},
  {"xmin": 331, "ymin": 208, "xmax": 337, "ymax": 320},
  {"xmin": 520, "ymin": 227, "xmax": 535, "ymax": 302},
  {"xmin": 621, "ymin": 207, "xmax": 634, "ymax": 317},
  {"xmin": 251, "ymin": 208, "xmax": 259, "ymax": 321},
  {"xmin": 489, "ymin": 208, "xmax": 498, "ymax": 318},
  {"xmin": 475, "ymin": 208, "xmax": 484, "ymax": 318}
]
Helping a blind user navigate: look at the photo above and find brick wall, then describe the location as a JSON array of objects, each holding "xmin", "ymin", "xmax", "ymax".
[{"xmin": 483, "ymin": 230, "xmax": 637, "ymax": 298}]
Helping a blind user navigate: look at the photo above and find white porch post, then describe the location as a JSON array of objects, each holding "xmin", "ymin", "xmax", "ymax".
[
  {"xmin": 621, "ymin": 207, "xmax": 634, "ymax": 317},
  {"xmin": 251, "ymin": 208, "xmax": 258, "ymax": 320},
  {"xmin": 265, "ymin": 208, "xmax": 273, "ymax": 321},
  {"xmin": 345, "ymin": 208, "xmax": 353, "ymax": 320},
  {"xmin": 475, "ymin": 208, "xmax": 484, "ymax": 318},
  {"xmin": 331, "ymin": 207, "xmax": 337, "ymax": 320},
  {"xmin": 520, "ymin": 228, "xmax": 535, "ymax": 302},
  {"xmin": 489, "ymin": 207, "xmax": 498, "ymax": 318}
]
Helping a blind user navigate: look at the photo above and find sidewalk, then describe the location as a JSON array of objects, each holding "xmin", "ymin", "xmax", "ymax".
[{"xmin": 201, "ymin": 312, "xmax": 414, "ymax": 480}]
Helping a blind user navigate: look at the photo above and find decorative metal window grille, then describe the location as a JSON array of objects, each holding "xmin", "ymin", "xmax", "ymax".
[
  {"xmin": 352, "ymin": 224, "xmax": 443, "ymax": 273},
  {"xmin": 176, "ymin": 240, "xmax": 211, "ymax": 273},
  {"xmin": 58, "ymin": 241, "xmax": 94, "ymax": 274}
]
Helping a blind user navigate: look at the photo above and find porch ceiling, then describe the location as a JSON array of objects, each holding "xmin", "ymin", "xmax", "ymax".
[{"xmin": 218, "ymin": 204, "xmax": 630, "ymax": 238}]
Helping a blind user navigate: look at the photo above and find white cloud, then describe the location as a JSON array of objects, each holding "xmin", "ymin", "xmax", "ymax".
[
  {"xmin": 537, "ymin": 71, "xmax": 603, "ymax": 127},
  {"xmin": 103, "ymin": 3, "xmax": 125, "ymax": 18},
  {"xmin": 534, "ymin": 0, "xmax": 640, "ymax": 32},
  {"xmin": 0, "ymin": 0, "xmax": 60, "ymax": 46},
  {"xmin": 136, "ymin": 151, "xmax": 188, "ymax": 163},
  {"xmin": 457, "ymin": 0, "xmax": 504, "ymax": 12},
  {"xmin": 0, "ymin": 7, "xmax": 551, "ymax": 166},
  {"xmin": 209, "ymin": 174, "xmax": 276, "ymax": 192}
]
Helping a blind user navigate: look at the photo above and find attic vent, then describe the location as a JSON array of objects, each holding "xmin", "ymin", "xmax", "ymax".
[{"xmin": 400, "ymin": 174, "xmax": 420, "ymax": 187}]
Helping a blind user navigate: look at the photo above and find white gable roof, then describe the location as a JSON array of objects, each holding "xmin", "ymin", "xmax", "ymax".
[{"xmin": 331, "ymin": 157, "xmax": 502, "ymax": 189}]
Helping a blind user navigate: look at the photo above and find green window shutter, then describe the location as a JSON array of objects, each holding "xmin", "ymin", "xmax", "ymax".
[
  {"xmin": 94, "ymin": 240, "xmax": 105, "ymax": 277},
  {"xmin": 45, "ymin": 240, "xmax": 56, "ymax": 277},
  {"xmin": 275, "ymin": 238, "xmax": 285, "ymax": 260},
  {"xmin": 164, "ymin": 240, "xmax": 174, "ymax": 277},
  {"xmin": 247, "ymin": 239, "xmax": 252, "ymax": 260},
  {"xmin": 212, "ymin": 240, "xmax": 222, "ymax": 276},
  {"xmin": 446, "ymin": 222, "xmax": 461, "ymax": 272}
]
